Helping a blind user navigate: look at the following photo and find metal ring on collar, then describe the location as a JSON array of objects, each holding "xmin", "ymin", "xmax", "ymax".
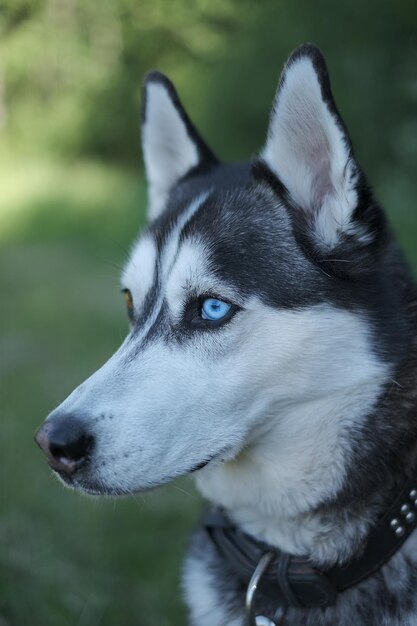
[{"xmin": 245, "ymin": 552, "xmax": 277, "ymax": 626}]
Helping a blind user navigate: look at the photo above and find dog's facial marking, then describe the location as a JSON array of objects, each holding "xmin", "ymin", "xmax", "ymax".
[
  {"xmin": 164, "ymin": 236, "xmax": 243, "ymax": 331},
  {"xmin": 165, "ymin": 238, "xmax": 210, "ymax": 321},
  {"xmin": 122, "ymin": 234, "xmax": 157, "ymax": 316},
  {"xmin": 121, "ymin": 193, "xmax": 210, "ymax": 338},
  {"xmin": 158, "ymin": 192, "xmax": 210, "ymax": 281}
]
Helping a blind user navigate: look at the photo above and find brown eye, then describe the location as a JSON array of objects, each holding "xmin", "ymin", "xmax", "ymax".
[{"xmin": 122, "ymin": 289, "xmax": 134, "ymax": 322}]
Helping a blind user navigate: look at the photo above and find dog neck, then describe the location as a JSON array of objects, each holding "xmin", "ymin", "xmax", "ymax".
[{"xmin": 195, "ymin": 375, "xmax": 415, "ymax": 567}]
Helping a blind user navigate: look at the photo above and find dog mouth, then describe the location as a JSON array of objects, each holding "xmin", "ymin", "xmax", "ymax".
[
  {"xmin": 52, "ymin": 445, "xmax": 233, "ymax": 496},
  {"xmin": 188, "ymin": 445, "xmax": 232, "ymax": 473}
]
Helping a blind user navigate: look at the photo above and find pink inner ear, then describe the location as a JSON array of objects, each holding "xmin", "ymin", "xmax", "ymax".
[{"xmin": 311, "ymin": 155, "xmax": 334, "ymax": 214}]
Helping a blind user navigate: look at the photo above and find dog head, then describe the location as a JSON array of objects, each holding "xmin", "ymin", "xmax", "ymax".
[{"xmin": 36, "ymin": 45, "xmax": 393, "ymax": 506}]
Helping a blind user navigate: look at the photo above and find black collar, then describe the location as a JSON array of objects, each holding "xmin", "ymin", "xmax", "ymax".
[{"xmin": 205, "ymin": 472, "xmax": 417, "ymax": 611}]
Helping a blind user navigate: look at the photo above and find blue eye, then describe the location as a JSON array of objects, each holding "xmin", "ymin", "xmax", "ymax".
[{"xmin": 201, "ymin": 298, "xmax": 232, "ymax": 321}]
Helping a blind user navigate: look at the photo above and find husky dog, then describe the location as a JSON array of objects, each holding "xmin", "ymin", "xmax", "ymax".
[{"xmin": 35, "ymin": 44, "xmax": 417, "ymax": 625}]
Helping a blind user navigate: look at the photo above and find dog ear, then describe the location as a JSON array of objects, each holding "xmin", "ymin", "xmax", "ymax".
[
  {"xmin": 142, "ymin": 72, "xmax": 218, "ymax": 221},
  {"xmin": 261, "ymin": 44, "xmax": 372, "ymax": 252}
]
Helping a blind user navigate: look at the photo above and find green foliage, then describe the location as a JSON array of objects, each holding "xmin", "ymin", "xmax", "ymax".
[
  {"xmin": 0, "ymin": 0, "xmax": 252, "ymax": 160},
  {"xmin": 1, "ymin": 0, "xmax": 416, "ymax": 182}
]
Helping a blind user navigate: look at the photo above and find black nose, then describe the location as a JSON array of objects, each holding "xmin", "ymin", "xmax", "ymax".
[{"xmin": 35, "ymin": 415, "xmax": 93, "ymax": 475}]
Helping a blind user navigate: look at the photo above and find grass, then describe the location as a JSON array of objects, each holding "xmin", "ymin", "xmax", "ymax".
[{"xmin": 1, "ymin": 155, "xmax": 416, "ymax": 626}]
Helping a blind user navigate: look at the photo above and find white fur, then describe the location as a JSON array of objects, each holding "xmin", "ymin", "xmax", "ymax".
[
  {"xmin": 122, "ymin": 234, "xmax": 157, "ymax": 313},
  {"xmin": 262, "ymin": 54, "xmax": 363, "ymax": 250},
  {"xmin": 195, "ymin": 305, "xmax": 389, "ymax": 562},
  {"xmin": 121, "ymin": 194, "xmax": 208, "ymax": 332},
  {"xmin": 183, "ymin": 556, "xmax": 243, "ymax": 626},
  {"xmin": 166, "ymin": 238, "xmax": 210, "ymax": 320},
  {"xmin": 160, "ymin": 192, "xmax": 209, "ymax": 279},
  {"xmin": 166, "ymin": 239, "xmax": 243, "ymax": 322},
  {"xmin": 142, "ymin": 81, "xmax": 199, "ymax": 220}
]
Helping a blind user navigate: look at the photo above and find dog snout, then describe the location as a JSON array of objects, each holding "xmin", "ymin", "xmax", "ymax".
[{"xmin": 35, "ymin": 415, "xmax": 93, "ymax": 476}]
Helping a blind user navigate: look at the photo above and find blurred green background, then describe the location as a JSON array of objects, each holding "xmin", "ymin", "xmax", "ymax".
[{"xmin": 1, "ymin": 1, "xmax": 416, "ymax": 625}]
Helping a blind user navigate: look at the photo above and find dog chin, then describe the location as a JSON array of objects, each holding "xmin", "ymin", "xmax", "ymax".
[
  {"xmin": 51, "ymin": 468, "xmax": 155, "ymax": 496},
  {"xmin": 50, "ymin": 445, "xmax": 236, "ymax": 496}
]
